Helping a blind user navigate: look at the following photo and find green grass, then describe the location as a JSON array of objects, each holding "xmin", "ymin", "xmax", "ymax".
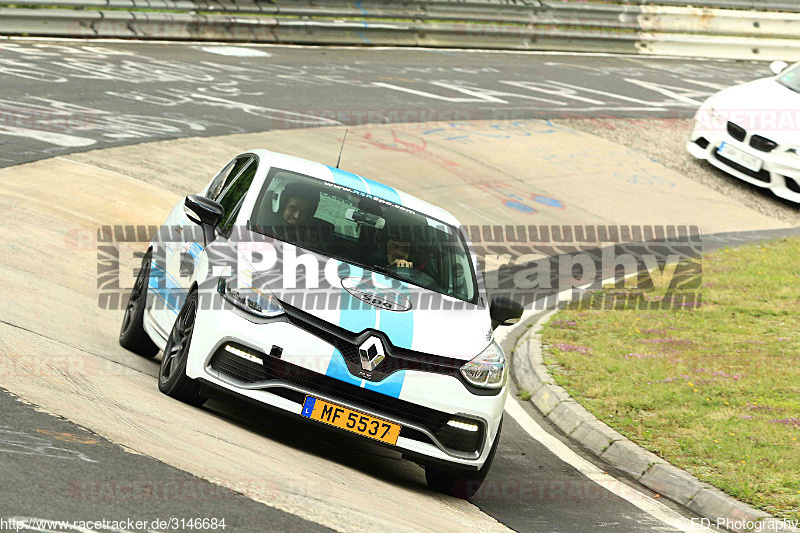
[
  {"xmin": 540, "ymin": 237, "xmax": 800, "ymax": 520},
  {"xmin": 516, "ymin": 389, "xmax": 532, "ymax": 401}
]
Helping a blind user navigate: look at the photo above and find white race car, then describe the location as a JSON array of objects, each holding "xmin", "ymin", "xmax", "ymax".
[
  {"xmin": 119, "ymin": 149, "xmax": 523, "ymax": 498},
  {"xmin": 687, "ymin": 60, "xmax": 800, "ymax": 203}
]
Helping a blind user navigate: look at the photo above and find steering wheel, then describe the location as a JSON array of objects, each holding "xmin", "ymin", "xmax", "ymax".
[{"xmin": 385, "ymin": 265, "xmax": 441, "ymax": 291}]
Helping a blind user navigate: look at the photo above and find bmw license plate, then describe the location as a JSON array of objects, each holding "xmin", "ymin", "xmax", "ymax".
[
  {"xmin": 717, "ymin": 142, "xmax": 763, "ymax": 172},
  {"xmin": 301, "ymin": 396, "xmax": 401, "ymax": 445}
]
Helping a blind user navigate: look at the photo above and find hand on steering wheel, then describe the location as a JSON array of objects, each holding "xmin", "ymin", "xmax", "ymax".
[
  {"xmin": 388, "ymin": 259, "xmax": 413, "ymax": 269},
  {"xmin": 385, "ymin": 261, "xmax": 440, "ymax": 290}
]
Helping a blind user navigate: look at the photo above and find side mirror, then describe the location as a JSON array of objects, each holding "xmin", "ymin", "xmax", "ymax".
[
  {"xmin": 490, "ymin": 296, "xmax": 524, "ymax": 329},
  {"xmin": 770, "ymin": 60, "xmax": 789, "ymax": 76},
  {"xmin": 185, "ymin": 195, "xmax": 224, "ymax": 246}
]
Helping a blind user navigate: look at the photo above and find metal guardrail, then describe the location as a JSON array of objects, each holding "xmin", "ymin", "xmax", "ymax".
[{"xmin": 0, "ymin": 1, "xmax": 799, "ymax": 60}]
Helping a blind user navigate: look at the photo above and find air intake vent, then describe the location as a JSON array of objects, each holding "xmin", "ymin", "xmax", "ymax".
[
  {"xmin": 750, "ymin": 135, "xmax": 778, "ymax": 153},
  {"xmin": 727, "ymin": 122, "xmax": 746, "ymax": 142},
  {"xmin": 785, "ymin": 176, "xmax": 800, "ymax": 194}
]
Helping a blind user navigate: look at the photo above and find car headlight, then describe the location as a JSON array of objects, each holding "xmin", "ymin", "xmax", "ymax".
[
  {"xmin": 460, "ymin": 341, "xmax": 507, "ymax": 389},
  {"xmin": 787, "ymin": 147, "xmax": 800, "ymax": 159},
  {"xmin": 217, "ymin": 278, "xmax": 284, "ymax": 318}
]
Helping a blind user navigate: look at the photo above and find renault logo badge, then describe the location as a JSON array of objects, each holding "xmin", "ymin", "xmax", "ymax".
[{"xmin": 359, "ymin": 337, "xmax": 385, "ymax": 371}]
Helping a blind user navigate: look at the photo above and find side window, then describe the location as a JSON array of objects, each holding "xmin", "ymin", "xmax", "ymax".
[
  {"xmin": 217, "ymin": 160, "xmax": 258, "ymax": 236},
  {"xmin": 207, "ymin": 157, "xmax": 252, "ymax": 201}
]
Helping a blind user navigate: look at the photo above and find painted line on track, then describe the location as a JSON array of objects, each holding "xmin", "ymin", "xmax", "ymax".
[
  {"xmin": 503, "ymin": 398, "xmax": 711, "ymax": 533},
  {"xmin": 497, "ymin": 260, "xmax": 716, "ymax": 532}
]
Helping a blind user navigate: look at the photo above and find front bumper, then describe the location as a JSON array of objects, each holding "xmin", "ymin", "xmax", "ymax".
[
  {"xmin": 184, "ymin": 292, "xmax": 506, "ymax": 469},
  {"xmin": 687, "ymin": 119, "xmax": 800, "ymax": 203}
]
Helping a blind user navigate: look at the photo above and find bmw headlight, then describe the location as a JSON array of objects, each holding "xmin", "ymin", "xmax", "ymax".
[
  {"xmin": 460, "ymin": 341, "xmax": 507, "ymax": 389},
  {"xmin": 217, "ymin": 278, "xmax": 284, "ymax": 318},
  {"xmin": 787, "ymin": 147, "xmax": 800, "ymax": 159}
]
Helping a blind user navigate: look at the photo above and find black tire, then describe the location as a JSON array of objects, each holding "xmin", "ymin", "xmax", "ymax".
[
  {"xmin": 119, "ymin": 248, "xmax": 159, "ymax": 357},
  {"xmin": 425, "ymin": 418, "xmax": 503, "ymax": 499},
  {"xmin": 158, "ymin": 290, "xmax": 206, "ymax": 407}
]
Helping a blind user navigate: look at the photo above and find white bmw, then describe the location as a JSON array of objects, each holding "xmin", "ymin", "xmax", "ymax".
[
  {"xmin": 687, "ymin": 60, "xmax": 800, "ymax": 203},
  {"xmin": 119, "ymin": 149, "xmax": 523, "ymax": 498}
]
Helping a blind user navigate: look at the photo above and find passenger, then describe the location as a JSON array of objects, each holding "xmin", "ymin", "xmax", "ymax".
[{"xmin": 278, "ymin": 182, "xmax": 320, "ymax": 225}]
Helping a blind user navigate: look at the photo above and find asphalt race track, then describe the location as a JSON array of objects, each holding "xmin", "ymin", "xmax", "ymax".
[
  {"xmin": 0, "ymin": 41, "xmax": 763, "ymax": 168},
  {"xmin": 0, "ymin": 40, "xmax": 794, "ymax": 533}
]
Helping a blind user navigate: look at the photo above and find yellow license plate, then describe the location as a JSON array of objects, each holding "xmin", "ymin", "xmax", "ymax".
[{"xmin": 300, "ymin": 396, "xmax": 401, "ymax": 445}]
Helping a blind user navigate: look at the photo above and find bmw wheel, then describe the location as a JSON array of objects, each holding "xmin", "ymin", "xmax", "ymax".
[
  {"xmin": 119, "ymin": 248, "xmax": 159, "ymax": 357},
  {"xmin": 158, "ymin": 290, "xmax": 206, "ymax": 407}
]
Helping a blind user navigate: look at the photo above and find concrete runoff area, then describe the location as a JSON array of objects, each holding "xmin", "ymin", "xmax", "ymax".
[
  {"xmin": 0, "ymin": 120, "xmax": 791, "ymax": 532},
  {"xmin": 62, "ymin": 121, "xmax": 786, "ymax": 232}
]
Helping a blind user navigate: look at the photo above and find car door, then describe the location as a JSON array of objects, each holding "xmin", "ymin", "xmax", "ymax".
[
  {"xmin": 176, "ymin": 155, "xmax": 260, "ymax": 306},
  {"xmin": 150, "ymin": 155, "xmax": 255, "ymax": 336}
]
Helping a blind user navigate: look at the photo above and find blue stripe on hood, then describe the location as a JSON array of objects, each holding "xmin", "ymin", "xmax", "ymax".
[{"xmin": 324, "ymin": 269, "xmax": 411, "ymax": 399}]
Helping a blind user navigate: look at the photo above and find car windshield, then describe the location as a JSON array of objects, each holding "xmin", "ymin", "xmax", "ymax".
[
  {"xmin": 248, "ymin": 167, "xmax": 478, "ymax": 303},
  {"xmin": 776, "ymin": 63, "xmax": 800, "ymax": 93}
]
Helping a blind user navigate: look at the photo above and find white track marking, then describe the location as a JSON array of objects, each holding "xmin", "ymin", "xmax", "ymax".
[
  {"xmin": 504, "ymin": 398, "xmax": 712, "ymax": 533},
  {"xmin": 198, "ymin": 46, "xmax": 271, "ymax": 57},
  {"xmin": 371, "ymin": 82, "xmax": 488, "ymax": 103},
  {"xmin": 0, "ymin": 125, "xmax": 95, "ymax": 147}
]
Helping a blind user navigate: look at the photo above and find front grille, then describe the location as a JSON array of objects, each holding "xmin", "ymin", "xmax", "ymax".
[
  {"xmin": 785, "ymin": 176, "xmax": 800, "ymax": 194},
  {"xmin": 750, "ymin": 135, "xmax": 778, "ymax": 153},
  {"xmin": 727, "ymin": 121, "xmax": 746, "ymax": 141},
  {"xmin": 209, "ymin": 343, "xmax": 485, "ymax": 454},
  {"xmin": 281, "ymin": 302, "xmax": 465, "ymax": 382},
  {"xmin": 713, "ymin": 149, "xmax": 771, "ymax": 183}
]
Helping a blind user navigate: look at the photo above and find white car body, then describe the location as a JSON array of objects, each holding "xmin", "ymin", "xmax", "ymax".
[
  {"xmin": 135, "ymin": 149, "xmax": 511, "ymax": 478},
  {"xmin": 687, "ymin": 62, "xmax": 800, "ymax": 203}
]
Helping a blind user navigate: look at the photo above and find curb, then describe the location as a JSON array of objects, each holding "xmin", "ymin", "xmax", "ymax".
[{"xmin": 510, "ymin": 310, "xmax": 799, "ymax": 533}]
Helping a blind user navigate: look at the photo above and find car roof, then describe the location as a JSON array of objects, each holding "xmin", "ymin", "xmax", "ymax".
[{"xmin": 247, "ymin": 148, "xmax": 462, "ymax": 227}]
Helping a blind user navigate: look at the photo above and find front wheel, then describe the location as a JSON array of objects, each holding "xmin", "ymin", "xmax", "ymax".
[
  {"xmin": 425, "ymin": 418, "xmax": 502, "ymax": 499},
  {"xmin": 119, "ymin": 248, "xmax": 159, "ymax": 357},
  {"xmin": 158, "ymin": 290, "xmax": 206, "ymax": 407}
]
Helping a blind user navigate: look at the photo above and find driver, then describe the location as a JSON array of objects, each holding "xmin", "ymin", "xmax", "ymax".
[
  {"xmin": 385, "ymin": 238, "xmax": 435, "ymax": 278},
  {"xmin": 386, "ymin": 238, "xmax": 414, "ymax": 268}
]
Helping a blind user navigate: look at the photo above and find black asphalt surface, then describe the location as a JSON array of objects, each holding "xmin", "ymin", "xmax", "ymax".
[
  {"xmin": 0, "ymin": 40, "xmax": 766, "ymax": 167},
  {"xmin": 0, "ymin": 388, "xmax": 332, "ymax": 533},
  {"xmin": 0, "ymin": 39, "xmax": 790, "ymax": 533}
]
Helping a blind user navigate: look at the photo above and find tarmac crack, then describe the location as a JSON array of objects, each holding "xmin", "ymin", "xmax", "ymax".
[{"xmin": 0, "ymin": 318, "xmax": 157, "ymax": 379}]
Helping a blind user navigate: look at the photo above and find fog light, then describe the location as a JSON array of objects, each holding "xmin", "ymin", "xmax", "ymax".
[
  {"xmin": 224, "ymin": 344, "xmax": 262, "ymax": 364},
  {"xmin": 447, "ymin": 419, "xmax": 479, "ymax": 432}
]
